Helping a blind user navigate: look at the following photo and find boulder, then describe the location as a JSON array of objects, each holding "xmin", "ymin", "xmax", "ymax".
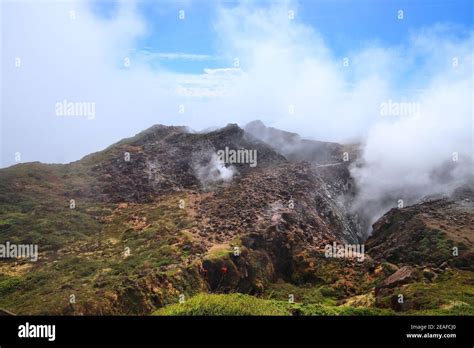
[{"xmin": 375, "ymin": 266, "xmax": 419, "ymax": 294}]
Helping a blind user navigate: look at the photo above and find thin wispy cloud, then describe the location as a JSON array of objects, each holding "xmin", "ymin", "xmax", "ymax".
[{"xmin": 138, "ymin": 50, "xmax": 217, "ymax": 61}]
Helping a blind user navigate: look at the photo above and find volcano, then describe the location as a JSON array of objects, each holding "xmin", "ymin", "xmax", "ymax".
[{"xmin": 0, "ymin": 121, "xmax": 472, "ymax": 315}]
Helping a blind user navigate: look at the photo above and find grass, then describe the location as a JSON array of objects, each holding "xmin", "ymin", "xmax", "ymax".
[
  {"xmin": 154, "ymin": 293, "xmax": 289, "ymax": 315},
  {"xmin": 153, "ymin": 268, "xmax": 474, "ymax": 316},
  {"xmin": 263, "ymin": 281, "xmax": 339, "ymax": 306},
  {"xmin": 204, "ymin": 244, "xmax": 232, "ymax": 260},
  {"xmin": 0, "ymin": 190, "xmax": 201, "ymax": 315},
  {"xmin": 153, "ymin": 292, "xmax": 394, "ymax": 316},
  {"xmin": 402, "ymin": 270, "xmax": 474, "ymax": 315},
  {"xmin": 374, "ymin": 269, "xmax": 474, "ymax": 315}
]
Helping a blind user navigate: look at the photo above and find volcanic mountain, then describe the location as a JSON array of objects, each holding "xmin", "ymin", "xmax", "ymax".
[{"xmin": 0, "ymin": 122, "xmax": 472, "ymax": 315}]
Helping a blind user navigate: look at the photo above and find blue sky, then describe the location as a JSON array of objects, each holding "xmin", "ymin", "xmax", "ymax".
[{"xmin": 91, "ymin": 0, "xmax": 473, "ymax": 74}]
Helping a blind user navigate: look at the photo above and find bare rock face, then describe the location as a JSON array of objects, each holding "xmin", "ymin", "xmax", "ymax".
[
  {"xmin": 376, "ymin": 266, "xmax": 419, "ymax": 292},
  {"xmin": 87, "ymin": 123, "xmax": 287, "ymax": 203},
  {"xmin": 367, "ymin": 188, "xmax": 474, "ymax": 313},
  {"xmin": 83, "ymin": 122, "xmax": 360, "ymax": 249},
  {"xmin": 244, "ymin": 120, "xmax": 357, "ymax": 165},
  {"xmin": 366, "ymin": 190, "xmax": 474, "ymax": 270}
]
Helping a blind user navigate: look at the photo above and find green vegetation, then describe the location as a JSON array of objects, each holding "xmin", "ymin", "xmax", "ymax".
[
  {"xmin": 374, "ymin": 269, "xmax": 474, "ymax": 315},
  {"xmin": 403, "ymin": 270, "xmax": 474, "ymax": 315},
  {"xmin": 0, "ymin": 189, "xmax": 201, "ymax": 314},
  {"xmin": 154, "ymin": 293, "xmax": 289, "ymax": 315},
  {"xmin": 153, "ymin": 292, "xmax": 394, "ymax": 316},
  {"xmin": 263, "ymin": 282, "xmax": 338, "ymax": 306},
  {"xmin": 413, "ymin": 229, "xmax": 454, "ymax": 264},
  {"xmin": 204, "ymin": 244, "xmax": 232, "ymax": 260}
]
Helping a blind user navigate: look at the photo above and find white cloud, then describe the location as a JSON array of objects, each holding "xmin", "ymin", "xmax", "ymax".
[
  {"xmin": 1, "ymin": 0, "xmax": 171, "ymax": 165},
  {"xmin": 351, "ymin": 50, "xmax": 473, "ymax": 236},
  {"xmin": 138, "ymin": 51, "xmax": 216, "ymax": 61},
  {"xmin": 172, "ymin": 68, "xmax": 243, "ymax": 97},
  {"xmin": 203, "ymin": 68, "xmax": 241, "ymax": 75}
]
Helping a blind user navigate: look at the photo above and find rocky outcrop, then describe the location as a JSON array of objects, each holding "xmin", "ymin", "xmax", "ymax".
[
  {"xmin": 366, "ymin": 190, "xmax": 474, "ymax": 270},
  {"xmin": 244, "ymin": 120, "xmax": 356, "ymax": 164},
  {"xmin": 88, "ymin": 123, "xmax": 287, "ymax": 203},
  {"xmin": 375, "ymin": 266, "xmax": 420, "ymax": 293}
]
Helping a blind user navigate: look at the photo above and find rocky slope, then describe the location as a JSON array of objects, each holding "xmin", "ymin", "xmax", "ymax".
[{"xmin": 0, "ymin": 122, "xmax": 472, "ymax": 315}]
